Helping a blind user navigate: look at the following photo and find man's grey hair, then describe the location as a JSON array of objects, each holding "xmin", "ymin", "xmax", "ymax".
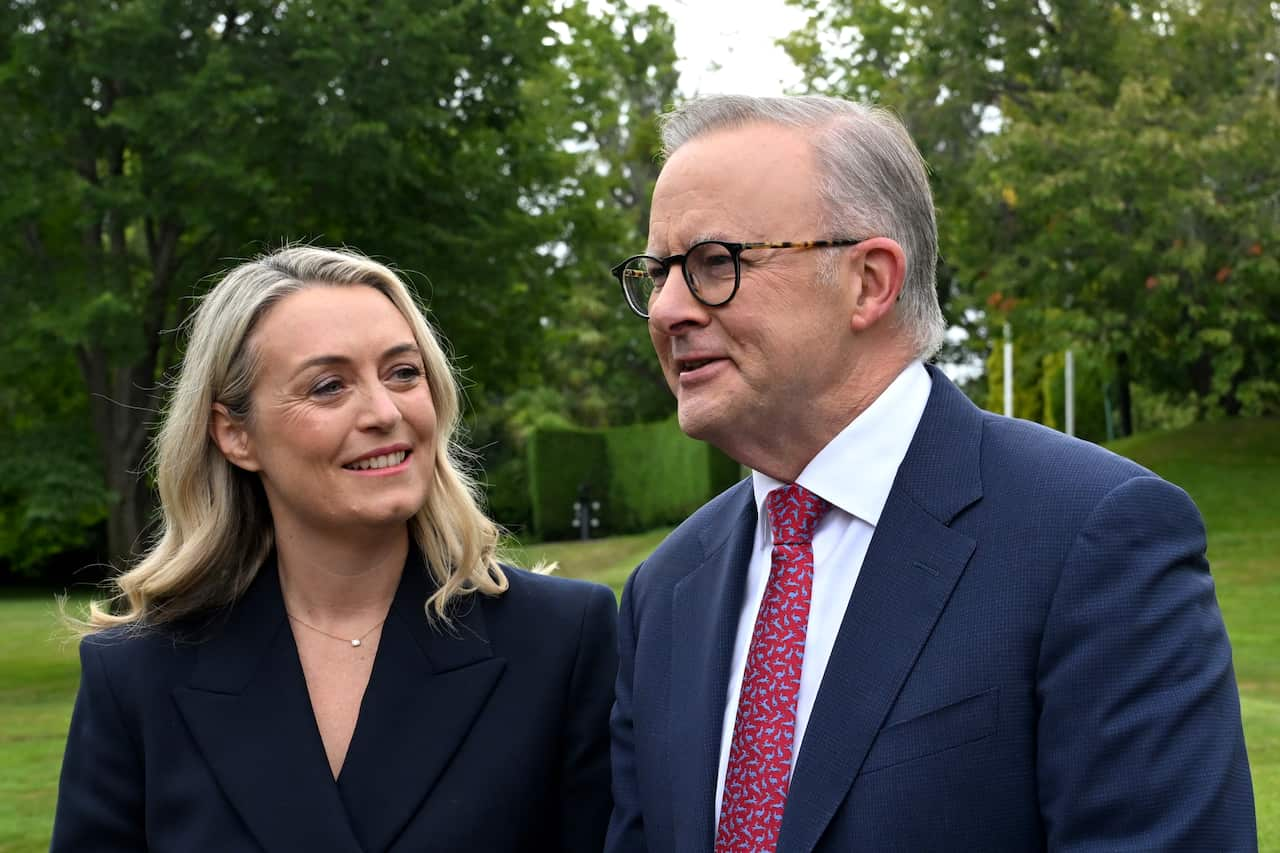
[{"xmin": 658, "ymin": 95, "xmax": 945, "ymax": 360}]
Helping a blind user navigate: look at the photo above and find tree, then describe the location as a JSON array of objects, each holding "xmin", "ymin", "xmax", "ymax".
[
  {"xmin": 784, "ymin": 0, "xmax": 1280, "ymax": 426},
  {"xmin": 461, "ymin": 1, "xmax": 682, "ymax": 534},
  {"xmin": 515, "ymin": 0, "xmax": 678, "ymax": 430},
  {"xmin": 0, "ymin": 0, "xmax": 679, "ymax": 569}
]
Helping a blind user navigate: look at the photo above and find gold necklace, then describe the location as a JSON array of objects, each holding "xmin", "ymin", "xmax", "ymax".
[{"xmin": 286, "ymin": 611, "xmax": 388, "ymax": 648}]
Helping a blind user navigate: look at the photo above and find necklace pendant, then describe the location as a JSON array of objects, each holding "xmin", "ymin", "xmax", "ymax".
[{"xmin": 351, "ymin": 638, "xmax": 361, "ymax": 647}]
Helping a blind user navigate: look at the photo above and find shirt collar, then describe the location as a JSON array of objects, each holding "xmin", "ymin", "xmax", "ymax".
[{"xmin": 752, "ymin": 360, "xmax": 932, "ymax": 528}]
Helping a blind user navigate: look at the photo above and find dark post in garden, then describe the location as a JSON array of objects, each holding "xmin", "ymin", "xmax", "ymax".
[{"xmin": 571, "ymin": 483, "xmax": 601, "ymax": 541}]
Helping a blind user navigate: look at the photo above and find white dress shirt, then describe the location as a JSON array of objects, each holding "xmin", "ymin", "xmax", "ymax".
[{"xmin": 713, "ymin": 361, "xmax": 933, "ymax": 821}]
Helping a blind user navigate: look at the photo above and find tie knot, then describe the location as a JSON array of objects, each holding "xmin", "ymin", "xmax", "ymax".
[{"xmin": 765, "ymin": 483, "xmax": 830, "ymax": 546}]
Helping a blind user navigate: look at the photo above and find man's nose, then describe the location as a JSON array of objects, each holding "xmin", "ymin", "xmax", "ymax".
[{"xmin": 647, "ymin": 264, "xmax": 710, "ymax": 335}]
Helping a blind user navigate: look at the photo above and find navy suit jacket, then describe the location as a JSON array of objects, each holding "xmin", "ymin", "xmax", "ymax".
[
  {"xmin": 52, "ymin": 551, "xmax": 618, "ymax": 852},
  {"xmin": 607, "ymin": 366, "xmax": 1256, "ymax": 852}
]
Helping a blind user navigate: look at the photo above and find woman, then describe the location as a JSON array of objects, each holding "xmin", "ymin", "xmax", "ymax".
[{"xmin": 51, "ymin": 246, "xmax": 618, "ymax": 852}]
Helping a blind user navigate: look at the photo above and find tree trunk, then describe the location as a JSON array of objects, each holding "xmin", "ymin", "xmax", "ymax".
[
  {"xmin": 1189, "ymin": 350, "xmax": 1215, "ymax": 416},
  {"xmin": 1190, "ymin": 351, "xmax": 1213, "ymax": 398},
  {"xmin": 104, "ymin": 447, "xmax": 155, "ymax": 565},
  {"xmin": 80, "ymin": 347, "xmax": 158, "ymax": 565},
  {"xmin": 76, "ymin": 214, "xmax": 183, "ymax": 566},
  {"xmin": 1114, "ymin": 350, "xmax": 1133, "ymax": 437}
]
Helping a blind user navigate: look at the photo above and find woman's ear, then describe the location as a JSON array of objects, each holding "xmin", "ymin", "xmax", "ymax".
[
  {"xmin": 209, "ymin": 403, "xmax": 261, "ymax": 472},
  {"xmin": 847, "ymin": 237, "xmax": 907, "ymax": 333}
]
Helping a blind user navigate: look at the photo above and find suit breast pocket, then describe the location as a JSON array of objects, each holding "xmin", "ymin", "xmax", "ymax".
[{"xmin": 860, "ymin": 686, "xmax": 999, "ymax": 775}]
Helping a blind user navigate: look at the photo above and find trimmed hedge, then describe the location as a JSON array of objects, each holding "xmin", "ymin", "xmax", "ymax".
[
  {"xmin": 527, "ymin": 417, "xmax": 742, "ymax": 540},
  {"xmin": 526, "ymin": 427, "xmax": 609, "ymax": 541}
]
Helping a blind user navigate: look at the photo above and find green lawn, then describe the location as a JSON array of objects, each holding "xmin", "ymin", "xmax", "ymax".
[
  {"xmin": 0, "ymin": 592, "xmax": 86, "ymax": 853},
  {"xmin": 2, "ymin": 417, "xmax": 1275, "ymax": 851},
  {"xmin": 502, "ymin": 525, "xmax": 674, "ymax": 593}
]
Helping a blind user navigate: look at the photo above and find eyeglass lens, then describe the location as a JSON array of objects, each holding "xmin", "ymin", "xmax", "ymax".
[{"xmin": 620, "ymin": 241, "xmax": 738, "ymax": 315}]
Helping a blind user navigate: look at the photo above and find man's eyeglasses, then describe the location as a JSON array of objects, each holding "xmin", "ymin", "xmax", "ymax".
[{"xmin": 610, "ymin": 239, "xmax": 863, "ymax": 319}]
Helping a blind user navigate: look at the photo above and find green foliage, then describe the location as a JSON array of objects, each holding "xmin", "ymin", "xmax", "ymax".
[
  {"xmin": 526, "ymin": 418, "xmax": 741, "ymax": 541},
  {"xmin": 1037, "ymin": 350, "xmax": 1109, "ymax": 443},
  {"xmin": 984, "ymin": 340, "xmax": 1045, "ymax": 423},
  {"xmin": 526, "ymin": 426, "xmax": 609, "ymax": 541},
  {"xmin": 0, "ymin": 308, "xmax": 110, "ymax": 573},
  {"xmin": 985, "ymin": 343, "xmax": 1108, "ymax": 442},
  {"xmin": 523, "ymin": 1, "xmax": 679, "ymax": 429},
  {"xmin": 0, "ymin": 0, "xmax": 679, "ymax": 573},
  {"xmin": 483, "ymin": 455, "xmax": 534, "ymax": 537},
  {"xmin": 468, "ymin": 2, "xmax": 679, "ymax": 529},
  {"xmin": 1128, "ymin": 383, "xmax": 1199, "ymax": 434},
  {"xmin": 786, "ymin": 0, "xmax": 1280, "ymax": 421},
  {"xmin": 603, "ymin": 419, "xmax": 740, "ymax": 533},
  {"xmin": 0, "ymin": 432, "xmax": 109, "ymax": 575}
]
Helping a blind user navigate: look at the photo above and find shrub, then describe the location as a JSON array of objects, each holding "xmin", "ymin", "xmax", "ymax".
[{"xmin": 527, "ymin": 418, "xmax": 742, "ymax": 540}]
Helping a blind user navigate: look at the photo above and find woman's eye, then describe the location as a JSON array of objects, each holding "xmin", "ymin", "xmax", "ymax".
[
  {"xmin": 391, "ymin": 365, "xmax": 424, "ymax": 382},
  {"xmin": 312, "ymin": 378, "xmax": 344, "ymax": 397}
]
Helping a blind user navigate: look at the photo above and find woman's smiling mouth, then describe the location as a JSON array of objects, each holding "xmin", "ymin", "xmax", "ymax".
[{"xmin": 343, "ymin": 449, "xmax": 411, "ymax": 471}]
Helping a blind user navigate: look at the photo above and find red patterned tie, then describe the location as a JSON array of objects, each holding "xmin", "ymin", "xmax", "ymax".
[{"xmin": 715, "ymin": 483, "xmax": 831, "ymax": 853}]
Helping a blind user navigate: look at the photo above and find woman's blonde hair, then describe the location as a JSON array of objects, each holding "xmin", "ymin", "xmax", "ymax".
[{"xmin": 84, "ymin": 245, "xmax": 507, "ymax": 631}]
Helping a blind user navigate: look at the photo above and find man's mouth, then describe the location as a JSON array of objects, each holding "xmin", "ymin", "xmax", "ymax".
[
  {"xmin": 343, "ymin": 449, "xmax": 410, "ymax": 471},
  {"xmin": 677, "ymin": 357, "xmax": 719, "ymax": 373}
]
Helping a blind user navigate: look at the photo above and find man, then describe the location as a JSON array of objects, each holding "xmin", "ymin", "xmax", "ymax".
[{"xmin": 605, "ymin": 95, "xmax": 1255, "ymax": 853}]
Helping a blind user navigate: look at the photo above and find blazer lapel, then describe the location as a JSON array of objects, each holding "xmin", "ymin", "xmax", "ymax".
[
  {"xmin": 173, "ymin": 559, "xmax": 364, "ymax": 853},
  {"xmin": 670, "ymin": 481, "xmax": 756, "ymax": 853},
  {"xmin": 336, "ymin": 551, "xmax": 504, "ymax": 853},
  {"xmin": 779, "ymin": 368, "xmax": 984, "ymax": 853}
]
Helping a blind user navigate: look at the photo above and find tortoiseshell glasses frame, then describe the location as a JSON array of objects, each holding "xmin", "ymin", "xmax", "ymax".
[{"xmin": 610, "ymin": 238, "xmax": 864, "ymax": 319}]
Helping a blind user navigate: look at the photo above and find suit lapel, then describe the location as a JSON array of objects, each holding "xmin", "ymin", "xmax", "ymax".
[
  {"xmin": 337, "ymin": 552, "xmax": 504, "ymax": 853},
  {"xmin": 779, "ymin": 368, "xmax": 984, "ymax": 853},
  {"xmin": 173, "ymin": 558, "xmax": 364, "ymax": 853},
  {"xmin": 670, "ymin": 481, "xmax": 756, "ymax": 853}
]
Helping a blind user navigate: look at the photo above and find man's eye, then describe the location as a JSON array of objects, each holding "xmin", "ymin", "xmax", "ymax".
[{"xmin": 699, "ymin": 252, "xmax": 736, "ymax": 279}]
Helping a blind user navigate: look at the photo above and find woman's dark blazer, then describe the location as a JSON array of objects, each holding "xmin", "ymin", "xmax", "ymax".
[{"xmin": 51, "ymin": 550, "xmax": 618, "ymax": 852}]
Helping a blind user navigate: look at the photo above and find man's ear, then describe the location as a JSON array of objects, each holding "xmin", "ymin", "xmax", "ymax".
[
  {"xmin": 847, "ymin": 237, "xmax": 907, "ymax": 333},
  {"xmin": 209, "ymin": 403, "xmax": 261, "ymax": 472}
]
